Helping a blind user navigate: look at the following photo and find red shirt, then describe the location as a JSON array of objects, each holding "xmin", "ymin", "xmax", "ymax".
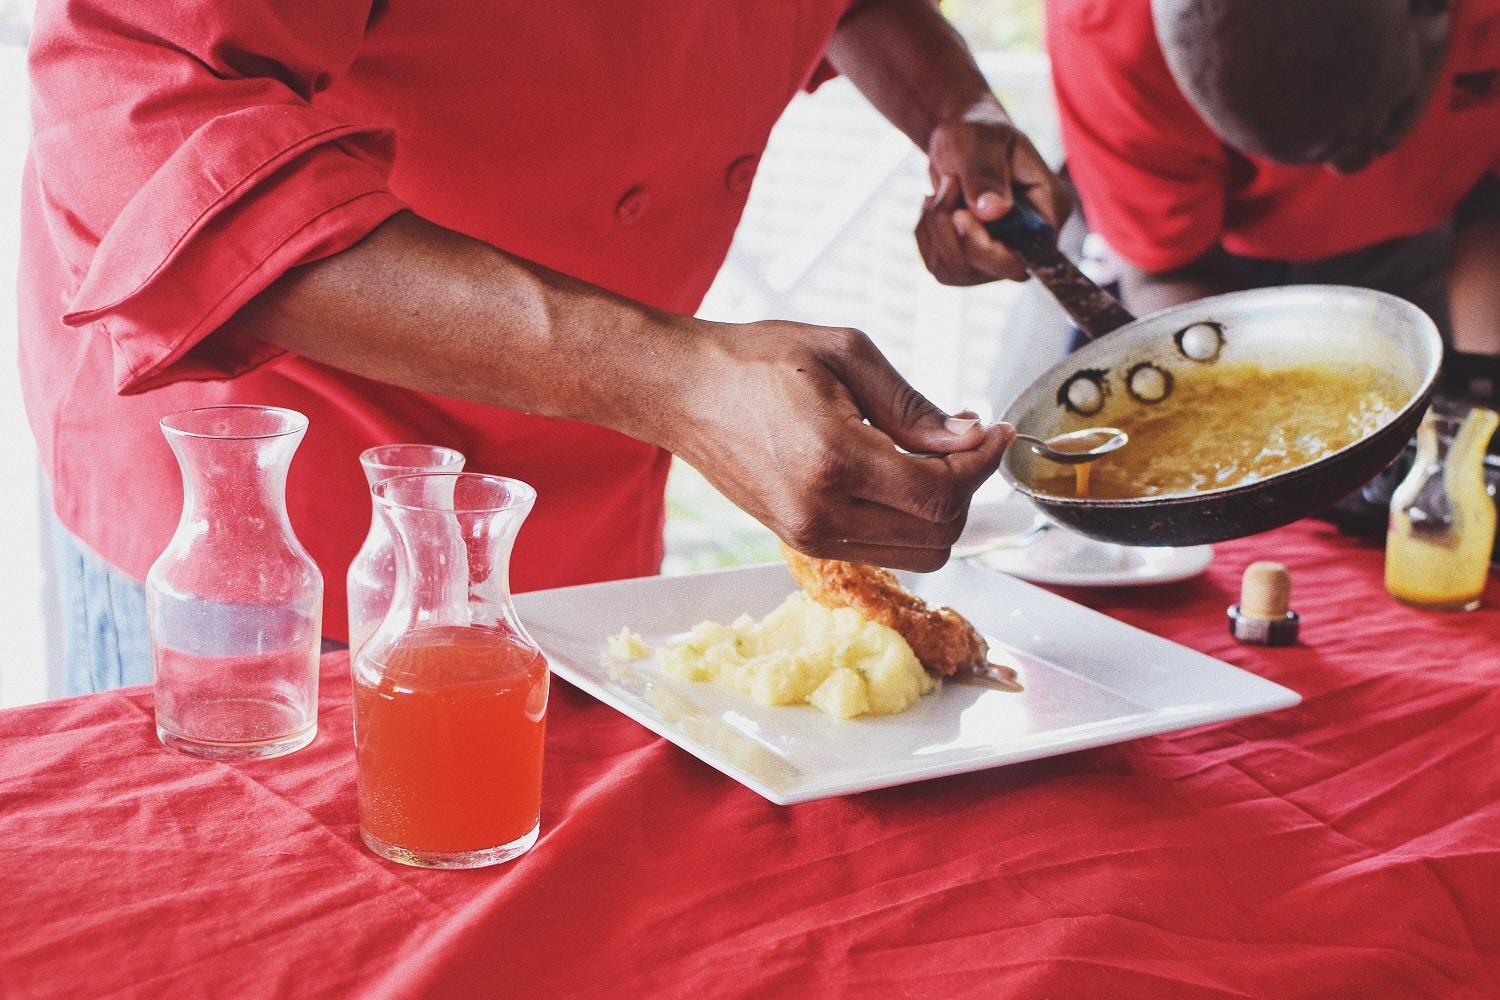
[
  {"xmin": 1047, "ymin": 0, "xmax": 1500, "ymax": 272},
  {"xmin": 20, "ymin": 0, "xmax": 855, "ymax": 641}
]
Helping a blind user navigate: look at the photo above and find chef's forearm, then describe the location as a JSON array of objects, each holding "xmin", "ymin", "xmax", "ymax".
[
  {"xmin": 825, "ymin": 0, "xmax": 1007, "ymax": 152},
  {"xmin": 1118, "ymin": 249, "xmax": 1242, "ymax": 316},
  {"xmin": 1449, "ymin": 176, "xmax": 1500, "ymax": 358},
  {"xmin": 232, "ymin": 210, "xmax": 697, "ymax": 447}
]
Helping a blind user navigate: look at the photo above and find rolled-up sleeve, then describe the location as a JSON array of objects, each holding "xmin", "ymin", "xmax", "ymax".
[{"xmin": 29, "ymin": 0, "xmax": 406, "ymax": 394}]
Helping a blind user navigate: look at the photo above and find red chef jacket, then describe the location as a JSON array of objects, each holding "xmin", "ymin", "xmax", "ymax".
[
  {"xmin": 20, "ymin": 0, "xmax": 856, "ymax": 641},
  {"xmin": 1046, "ymin": 0, "xmax": 1500, "ymax": 273}
]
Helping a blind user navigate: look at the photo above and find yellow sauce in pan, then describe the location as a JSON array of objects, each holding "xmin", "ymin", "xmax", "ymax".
[{"xmin": 1031, "ymin": 361, "xmax": 1405, "ymax": 500}]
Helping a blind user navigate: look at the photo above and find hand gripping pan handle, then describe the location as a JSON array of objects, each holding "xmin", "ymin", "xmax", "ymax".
[{"xmin": 981, "ymin": 199, "xmax": 1138, "ymax": 340}]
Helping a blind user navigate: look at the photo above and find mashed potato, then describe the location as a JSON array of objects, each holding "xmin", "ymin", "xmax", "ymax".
[
  {"xmin": 606, "ymin": 627, "xmax": 652, "ymax": 662},
  {"xmin": 650, "ymin": 592, "xmax": 936, "ymax": 719}
]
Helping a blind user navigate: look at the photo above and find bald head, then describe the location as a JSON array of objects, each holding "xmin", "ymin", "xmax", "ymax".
[{"xmin": 1153, "ymin": 0, "xmax": 1451, "ymax": 172}]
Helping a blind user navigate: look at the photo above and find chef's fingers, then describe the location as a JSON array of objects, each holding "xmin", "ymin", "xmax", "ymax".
[
  {"xmin": 775, "ymin": 426, "xmax": 1012, "ymax": 570},
  {"xmin": 758, "ymin": 340, "xmax": 1011, "ymax": 546},
  {"xmin": 954, "ymin": 143, "xmax": 1016, "ymax": 224},
  {"xmin": 916, "ymin": 177, "xmax": 997, "ymax": 286},
  {"xmin": 843, "ymin": 419, "xmax": 1013, "ymax": 522},
  {"xmin": 825, "ymin": 333, "xmax": 991, "ymax": 456},
  {"xmin": 776, "ymin": 491, "xmax": 968, "ymax": 571},
  {"xmin": 950, "ymin": 206, "xmax": 1031, "ymax": 283},
  {"xmin": 1007, "ymin": 143, "xmax": 1074, "ymax": 232},
  {"xmin": 791, "ymin": 408, "xmax": 1010, "ymax": 526}
]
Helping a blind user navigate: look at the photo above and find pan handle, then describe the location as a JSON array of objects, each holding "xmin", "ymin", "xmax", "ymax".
[
  {"xmin": 975, "ymin": 197, "xmax": 1138, "ymax": 340},
  {"xmin": 982, "ymin": 197, "xmax": 1059, "ymax": 250}
]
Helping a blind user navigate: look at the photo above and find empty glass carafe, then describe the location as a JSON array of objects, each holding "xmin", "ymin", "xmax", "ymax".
[
  {"xmin": 346, "ymin": 444, "xmax": 465, "ymax": 659},
  {"xmin": 148, "ymin": 405, "xmax": 323, "ymax": 759}
]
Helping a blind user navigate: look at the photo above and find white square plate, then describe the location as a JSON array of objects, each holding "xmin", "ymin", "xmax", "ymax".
[{"xmin": 514, "ymin": 560, "xmax": 1300, "ymax": 805}]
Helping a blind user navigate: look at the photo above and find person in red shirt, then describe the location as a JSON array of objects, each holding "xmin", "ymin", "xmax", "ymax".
[
  {"xmin": 20, "ymin": 0, "xmax": 1069, "ymax": 693},
  {"xmin": 1031, "ymin": 0, "xmax": 1500, "ymax": 400}
]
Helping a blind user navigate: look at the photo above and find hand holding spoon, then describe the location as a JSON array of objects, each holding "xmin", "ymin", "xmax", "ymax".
[
  {"xmin": 910, "ymin": 426, "xmax": 1126, "ymax": 464},
  {"xmin": 948, "ymin": 427, "xmax": 1128, "ymax": 559}
]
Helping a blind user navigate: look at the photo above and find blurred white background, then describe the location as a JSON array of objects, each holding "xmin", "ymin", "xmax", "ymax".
[{"xmin": 0, "ymin": 1, "xmax": 46, "ymax": 707}]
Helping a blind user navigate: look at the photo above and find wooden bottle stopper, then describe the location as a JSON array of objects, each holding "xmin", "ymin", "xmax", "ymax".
[{"xmin": 1228, "ymin": 561, "xmax": 1299, "ymax": 645}]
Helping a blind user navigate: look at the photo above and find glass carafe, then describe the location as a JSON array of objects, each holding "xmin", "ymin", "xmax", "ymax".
[
  {"xmin": 148, "ymin": 406, "xmax": 323, "ymax": 759},
  {"xmin": 1385, "ymin": 402, "xmax": 1499, "ymax": 611},
  {"xmin": 353, "ymin": 472, "xmax": 548, "ymax": 869},
  {"xmin": 346, "ymin": 444, "xmax": 465, "ymax": 659}
]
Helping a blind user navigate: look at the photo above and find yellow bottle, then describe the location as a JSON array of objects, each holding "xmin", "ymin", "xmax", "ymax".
[{"xmin": 1384, "ymin": 403, "xmax": 1498, "ymax": 611}]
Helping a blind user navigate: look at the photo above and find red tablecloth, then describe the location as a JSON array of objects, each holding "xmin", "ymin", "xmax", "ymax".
[{"xmin": 3, "ymin": 520, "xmax": 1498, "ymax": 999}]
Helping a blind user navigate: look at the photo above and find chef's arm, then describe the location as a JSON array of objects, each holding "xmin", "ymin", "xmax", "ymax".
[
  {"xmin": 1117, "ymin": 246, "xmax": 1243, "ymax": 316},
  {"xmin": 1449, "ymin": 176, "xmax": 1500, "ymax": 357},
  {"xmin": 825, "ymin": 0, "xmax": 1000, "ymax": 155},
  {"xmin": 1445, "ymin": 176, "xmax": 1500, "ymax": 408},
  {"xmin": 234, "ymin": 210, "xmax": 1013, "ymax": 570},
  {"xmin": 824, "ymin": 0, "xmax": 1070, "ymax": 283},
  {"xmin": 238, "ymin": 211, "xmax": 694, "ymax": 439}
]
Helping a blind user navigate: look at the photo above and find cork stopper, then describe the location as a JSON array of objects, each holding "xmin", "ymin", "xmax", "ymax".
[
  {"xmin": 1227, "ymin": 561, "xmax": 1300, "ymax": 645},
  {"xmin": 1240, "ymin": 562, "xmax": 1292, "ymax": 619}
]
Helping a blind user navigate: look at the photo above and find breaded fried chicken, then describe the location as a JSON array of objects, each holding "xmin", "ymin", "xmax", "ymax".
[{"xmin": 780, "ymin": 543, "xmax": 989, "ymax": 677}]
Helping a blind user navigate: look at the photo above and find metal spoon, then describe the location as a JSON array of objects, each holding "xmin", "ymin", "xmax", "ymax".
[{"xmin": 1015, "ymin": 427, "xmax": 1128, "ymax": 465}]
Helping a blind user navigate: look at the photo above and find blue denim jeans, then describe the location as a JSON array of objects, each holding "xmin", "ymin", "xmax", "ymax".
[
  {"xmin": 51, "ymin": 520, "xmax": 154, "ymax": 695},
  {"xmin": 50, "ymin": 515, "xmax": 345, "ymax": 696}
]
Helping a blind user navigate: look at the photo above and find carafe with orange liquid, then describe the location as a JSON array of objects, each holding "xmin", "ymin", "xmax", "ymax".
[
  {"xmin": 354, "ymin": 472, "xmax": 548, "ymax": 868},
  {"xmin": 1385, "ymin": 402, "xmax": 1499, "ymax": 611}
]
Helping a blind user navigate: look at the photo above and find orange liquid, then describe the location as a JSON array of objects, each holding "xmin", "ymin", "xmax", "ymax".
[
  {"xmin": 354, "ymin": 625, "xmax": 548, "ymax": 855},
  {"xmin": 1074, "ymin": 463, "xmax": 1092, "ymax": 498}
]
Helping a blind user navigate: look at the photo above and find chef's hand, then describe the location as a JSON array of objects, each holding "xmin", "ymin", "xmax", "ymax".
[
  {"xmin": 916, "ymin": 117, "xmax": 1072, "ymax": 285},
  {"xmin": 674, "ymin": 319, "xmax": 1015, "ymax": 571}
]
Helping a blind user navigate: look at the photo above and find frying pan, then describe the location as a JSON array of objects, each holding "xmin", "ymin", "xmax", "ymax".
[{"xmin": 985, "ymin": 204, "xmax": 1443, "ymax": 547}]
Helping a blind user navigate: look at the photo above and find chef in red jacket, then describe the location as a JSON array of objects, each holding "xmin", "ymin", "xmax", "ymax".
[
  {"xmin": 1027, "ymin": 0, "xmax": 1500, "ymax": 397},
  {"xmin": 20, "ymin": 0, "xmax": 1068, "ymax": 692}
]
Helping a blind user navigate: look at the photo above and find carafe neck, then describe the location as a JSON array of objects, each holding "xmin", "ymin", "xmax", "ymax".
[
  {"xmin": 173, "ymin": 434, "xmax": 299, "ymax": 532},
  {"xmin": 159, "ymin": 407, "xmax": 308, "ymax": 543},
  {"xmin": 371, "ymin": 474, "xmax": 536, "ymax": 639}
]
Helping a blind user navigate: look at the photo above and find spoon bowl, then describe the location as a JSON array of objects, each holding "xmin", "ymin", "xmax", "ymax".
[{"xmin": 1015, "ymin": 427, "xmax": 1128, "ymax": 465}]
